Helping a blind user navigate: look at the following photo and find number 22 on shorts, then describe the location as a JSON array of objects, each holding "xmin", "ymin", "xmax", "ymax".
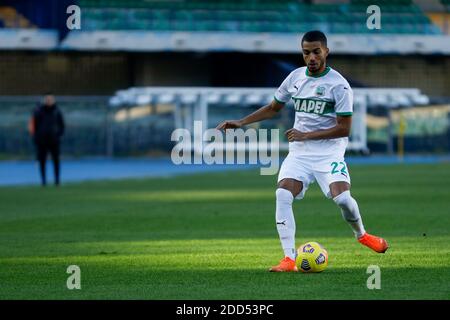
[{"xmin": 330, "ymin": 161, "xmax": 348, "ymax": 175}]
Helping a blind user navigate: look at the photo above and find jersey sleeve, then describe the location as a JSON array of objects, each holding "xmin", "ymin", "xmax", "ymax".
[
  {"xmin": 333, "ymin": 83, "xmax": 353, "ymax": 116},
  {"xmin": 274, "ymin": 72, "xmax": 293, "ymax": 104}
]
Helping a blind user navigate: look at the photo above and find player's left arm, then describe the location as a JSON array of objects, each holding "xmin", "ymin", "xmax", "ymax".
[{"xmin": 285, "ymin": 115, "xmax": 351, "ymax": 141}]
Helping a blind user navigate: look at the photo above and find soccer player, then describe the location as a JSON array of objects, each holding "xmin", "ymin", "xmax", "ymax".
[
  {"xmin": 29, "ymin": 93, "xmax": 65, "ymax": 186},
  {"xmin": 216, "ymin": 30, "xmax": 389, "ymax": 272}
]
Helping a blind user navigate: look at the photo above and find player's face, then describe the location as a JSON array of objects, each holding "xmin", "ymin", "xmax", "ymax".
[
  {"xmin": 44, "ymin": 95, "xmax": 55, "ymax": 106},
  {"xmin": 302, "ymin": 41, "xmax": 329, "ymax": 73}
]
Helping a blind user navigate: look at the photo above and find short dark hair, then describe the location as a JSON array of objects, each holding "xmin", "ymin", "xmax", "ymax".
[{"xmin": 301, "ymin": 30, "xmax": 327, "ymax": 47}]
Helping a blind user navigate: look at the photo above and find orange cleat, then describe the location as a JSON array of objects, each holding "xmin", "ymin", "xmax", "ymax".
[
  {"xmin": 269, "ymin": 257, "xmax": 298, "ymax": 272},
  {"xmin": 358, "ymin": 233, "xmax": 389, "ymax": 253}
]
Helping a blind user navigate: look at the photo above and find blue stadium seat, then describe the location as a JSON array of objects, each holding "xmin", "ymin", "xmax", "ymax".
[{"xmin": 77, "ymin": 0, "xmax": 442, "ymax": 35}]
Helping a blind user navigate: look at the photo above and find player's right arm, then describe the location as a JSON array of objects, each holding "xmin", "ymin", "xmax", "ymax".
[{"xmin": 216, "ymin": 99, "xmax": 285, "ymax": 130}]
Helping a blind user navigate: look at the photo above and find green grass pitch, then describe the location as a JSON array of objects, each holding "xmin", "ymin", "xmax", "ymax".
[{"xmin": 0, "ymin": 163, "xmax": 449, "ymax": 300}]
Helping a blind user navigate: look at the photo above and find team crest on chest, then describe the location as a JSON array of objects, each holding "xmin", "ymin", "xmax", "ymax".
[{"xmin": 315, "ymin": 86, "xmax": 326, "ymax": 96}]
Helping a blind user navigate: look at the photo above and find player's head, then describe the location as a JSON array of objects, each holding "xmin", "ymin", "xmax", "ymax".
[
  {"xmin": 301, "ymin": 30, "xmax": 329, "ymax": 74},
  {"xmin": 43, "ymin": 92, "xmax": 55, "ymax": 107}
]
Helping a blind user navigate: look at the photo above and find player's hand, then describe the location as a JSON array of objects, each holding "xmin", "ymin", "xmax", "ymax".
[
  {"xmin": 216, "ymin": 120, "xmax": 243, "ymax": 131},
  {"xmin": 285, "ymin": 128, "xmax": 309, "ymax": 142}
]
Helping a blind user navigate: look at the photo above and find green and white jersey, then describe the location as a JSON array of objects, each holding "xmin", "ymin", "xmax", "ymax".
[{"xmin": 274, "ymin": 66, "xmax": 353, "ymax": 157}]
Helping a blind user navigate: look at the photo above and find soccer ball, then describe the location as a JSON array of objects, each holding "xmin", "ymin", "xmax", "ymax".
[{"xmin": 297, "ymin": 241, "xmax": 328, "ymax": 273}]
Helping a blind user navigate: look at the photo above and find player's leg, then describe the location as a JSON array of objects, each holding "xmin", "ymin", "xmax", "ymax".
[
  {"xmin": 270, "ymin": 154, "xmax": 313, "ymax": 272},
  {"xmin": 49, "ymin": 140, "xmax": 60, "ymax": 186},
  {"xmin": 276, "ymin": 178, "xmax": 302, "ymax": 259},
  {"xmin": 315, "ymin": 159, "xmax": 388, "ymax": 253},
  {"xmin": 330, "ymin": 182, "xmax": 388, "ymax": 253},
  {"xmin": 329, "ymin": 181, "xmax": 366, "ymax": 239},
  {"xmin": 36, "ymin": 142, "xmax": 47, "ymax": 186},
  {"xmin": 269, "ymin": 178, "xmax": 302, "ymax": 272}
]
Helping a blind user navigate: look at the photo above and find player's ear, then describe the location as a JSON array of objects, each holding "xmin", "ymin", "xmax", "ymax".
[{"xmin": 324, "ymin": 47, "xmax": 329, "ymax": 57}]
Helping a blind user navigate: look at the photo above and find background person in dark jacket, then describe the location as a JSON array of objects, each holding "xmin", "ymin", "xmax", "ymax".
[{"xmin": 29, "ymin": 94, "xmax": 65, "ymax": 186}]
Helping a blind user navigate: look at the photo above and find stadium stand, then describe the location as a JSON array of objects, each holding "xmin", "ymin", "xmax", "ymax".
[
  {"xmin": 77, "ymin": 0, "xmax": 442, "ymax": 34},
  {"xmin": 0, "ymin": 0, "xmax": 449, "ymax": 156}
]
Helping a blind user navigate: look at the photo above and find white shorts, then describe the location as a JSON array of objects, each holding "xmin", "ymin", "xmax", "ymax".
[{"xmin": 277, "ymin": 153, "xmax": 351, "ymax": 200}]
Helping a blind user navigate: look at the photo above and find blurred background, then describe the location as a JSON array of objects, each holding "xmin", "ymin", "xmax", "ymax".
[{"xmin": 0, "ymin": 0, "xmax": 449, "ymax": 185}]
